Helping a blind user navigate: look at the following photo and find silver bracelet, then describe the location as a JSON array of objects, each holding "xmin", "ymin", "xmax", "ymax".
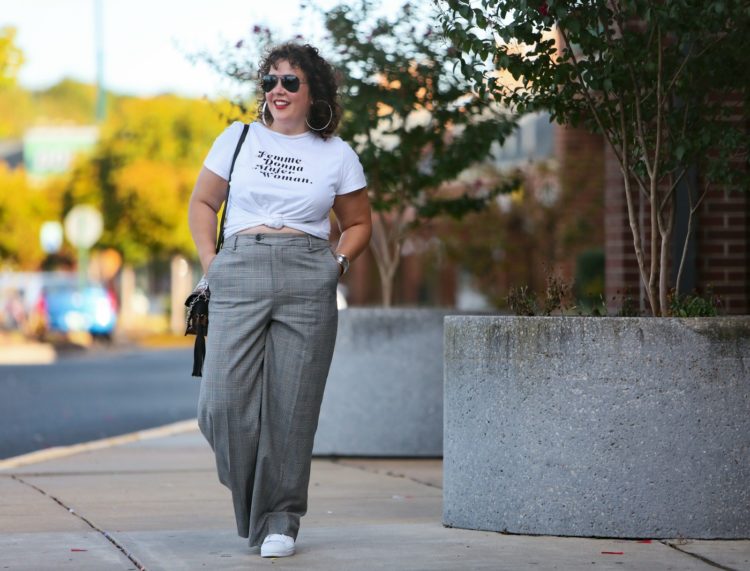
[{"xmin": 335, "ymin": 253, "xmax": 350, "ymax": 275}]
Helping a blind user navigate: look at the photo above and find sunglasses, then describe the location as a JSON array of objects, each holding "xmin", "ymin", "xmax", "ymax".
[{"xmin": 261, "ymin": 74, "xmax": 306, "ymax": 93}]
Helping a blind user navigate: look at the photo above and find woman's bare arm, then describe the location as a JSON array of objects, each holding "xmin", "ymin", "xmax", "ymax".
[
  {"xmin": 188, "ymin": 167, "xmax": 229, "ymax": 274},
  {"xmin": 331, "ymin": 187, "xmax": 372, "ymax": 273}
]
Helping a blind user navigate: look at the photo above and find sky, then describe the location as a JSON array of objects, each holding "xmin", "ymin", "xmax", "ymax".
[{"xmin": 0, "ymin": 0, "xmax": 352, "ymax": 99}]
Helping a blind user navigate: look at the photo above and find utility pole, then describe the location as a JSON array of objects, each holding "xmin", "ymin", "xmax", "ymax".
[{"xmin": 94, "ymin": 0, "xmax": 106, "ymax": 122}]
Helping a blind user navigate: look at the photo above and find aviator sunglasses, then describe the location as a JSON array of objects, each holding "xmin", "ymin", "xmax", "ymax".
[{"xmin": 261, "ymin": 74, "xmax": 306, "ymax": 93}]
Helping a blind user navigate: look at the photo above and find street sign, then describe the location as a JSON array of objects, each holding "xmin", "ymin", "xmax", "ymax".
[
  {"xmin": 23, "ymin": 126, "xmax": 99, "ymax": 178},
  {"xmin": 64, "ymin": 205, "xmax": 103, "ymax": 249},
  {"xmin": 40, "ymin": 221, "xmax": 64, "ymax": 254}
]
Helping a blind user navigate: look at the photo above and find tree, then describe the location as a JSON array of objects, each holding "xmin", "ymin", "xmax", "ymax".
[
  {"xmin": 0, "ymin": 163, "xmax": 54, "ymax": 270},
  {"xmin": 440, "ymin": 160, "xmax": 580, "ymax": 308},
  {"xmin": 1, "ymin": 78, "xmax": 111, "ymax": 139},
  {"xmin": 437, "ymin": 0, "xmax": 750, "ymax": 315},
  {"xmin": 324, "ymin": 1, "xmax": 518, "ymax": 306},
  {"xmin": 0, "ymin": 27, "xmax": 31, "ymax": 138},
  {"xmin": 62, "ymin": 95, "xmax": 239, "ymax": 264},
  {"xmin": 32, "ymin": 78, "xmax": 113, "ymax": 125},
  {"xmin": 0, "ymin": 27, "xmax": 23, "ymax": 89}
]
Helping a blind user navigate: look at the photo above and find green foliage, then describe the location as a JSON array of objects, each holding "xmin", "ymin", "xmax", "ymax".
[
  {"xmin": 0, "ymin": 78, "xmax": 116, "ymax": 138},
  {"xmin": 439, "ymin": 196, "xmax": 516, "ymax": 308},
  {"xmin": 326, "ymin": 0, "xmax": 520, "ymax": 305},
  {"xmin": 416, "ymin": 175, "xmax": 521, "ymax": 220},
  {"xmin": 187, "ymin": 26, "xmax": 275, "ymax": 121},
  {"xmin": 437, "ymin": 0, "xmax": 750, "ymax": 315},
  {"xmin": 0, "ymin": 34, "xmax": 107, "ymax": 135},
  {"xmin": 507, "ymin": 279, "xmax": 721, "ymax": 317},
  {"xmin": 0, "ymin": 86, "xmax": 31, "ymax": 138},
  {"xmin": 62, "ymin": 95, "xmax": 232, "ymax": 264},
  {"xmin": 507, "ymin": 274, "xmax": 573, "ymax": 316},
  {"xmin": 507, "ymin": 285, "xmax": 537, "ymax": 316},
  {"xmin": 668, "ymin": 288, "xmax": 720, "ymax": 317},
  {"xmin": 615, "ymin": 291, "xmax": 640, "ymax": 317},
  {"xmin": 31, "ymin": 79, "xmax": 115, "ymax": 125},
  {"xmin": 327, "ymin": 1, "xmax": 516, "ymax": 222},
  {"xmin": 441, "ymin": 157, "xmax": 602, "ymax": 311},
  {"xmin": 574, "ymin": 248, "xmax": 605, "ymax": 305},
  {"xmin": 0, "ymin": 27, "xmax": 23, "ymax": 89},
  {"xmin": 0, "ymin": 163, "xmax": 56, "ymax": 269},
  {"xmin": 0, "ymin": 55, "xmax": 244, "ymax": 267},
  {"xmin": 0, "ymin": 26, "xmax": 30, "ymax": 137},
  {"xmin": 99, "ymin": 95, "xmax": 227, "ymax": 166},
  {"xmin": 542, "ymin": 273, "xmax": 572, "ymax": 315}
]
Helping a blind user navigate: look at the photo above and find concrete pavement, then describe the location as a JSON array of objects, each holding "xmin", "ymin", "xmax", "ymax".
[
  {"xmin": 0, "ymin": 340, "xmax": 56, "ymax": 365},
  {"xmin": 1, "ymin": 427, "xmax": 748, "ymax": 570}
]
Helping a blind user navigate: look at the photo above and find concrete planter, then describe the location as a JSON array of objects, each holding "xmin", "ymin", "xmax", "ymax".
[
  {"xmin": 443, "ymin": 316, "xmax": 750, "ymax": 539},
  {"xmin": 313, "ymin": 308, "xmax": 462, "ymax": 457}
]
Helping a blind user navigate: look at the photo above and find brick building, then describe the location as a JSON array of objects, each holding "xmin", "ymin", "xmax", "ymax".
[{"xmin": 605, "ymin": 144, "xmax": 749, "ymax": 315}]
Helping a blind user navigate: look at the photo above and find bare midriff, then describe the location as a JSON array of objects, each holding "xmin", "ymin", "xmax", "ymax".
[{"xmin": 237, "ymin": 225, "xmax": 306, "ymax": 235}]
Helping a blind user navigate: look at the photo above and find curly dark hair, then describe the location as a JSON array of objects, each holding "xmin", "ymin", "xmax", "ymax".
[{"xmin": 257, "ymin": 43, "xmax": 341, "ymax": 140}]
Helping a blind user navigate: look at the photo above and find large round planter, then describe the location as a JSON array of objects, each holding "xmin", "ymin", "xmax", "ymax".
[
  {"xmin": 312, "ymin": 308, "xmax": 462, "ymax": 457},
  {"xmin": 443, "ymin": 316, "xmax": 750, "ymax": 539}
]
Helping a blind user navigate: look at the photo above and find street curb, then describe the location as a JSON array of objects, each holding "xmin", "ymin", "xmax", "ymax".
[
  {"xmin": 0, "ymin": 418, "xmax": 199, "ymax": 471},
  {"xmin": 0, "ymin": 343, "xmax": 56, "ymax": 365}
]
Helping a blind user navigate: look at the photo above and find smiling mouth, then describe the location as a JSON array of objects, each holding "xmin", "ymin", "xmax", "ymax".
[{"xmin": 273, "ymin": 100, "xmax": 290, "ymax": 109}]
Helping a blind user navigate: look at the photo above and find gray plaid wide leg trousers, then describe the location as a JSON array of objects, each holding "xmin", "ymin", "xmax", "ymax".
[{"xmin": 197, "ymin": 233, "xmax": 340, "ymax": 548}]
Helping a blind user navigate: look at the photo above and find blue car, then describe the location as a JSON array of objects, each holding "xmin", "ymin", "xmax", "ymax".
[{"xmin": 37, "ymin": 277, "xmax": 118, "ymax": 338}]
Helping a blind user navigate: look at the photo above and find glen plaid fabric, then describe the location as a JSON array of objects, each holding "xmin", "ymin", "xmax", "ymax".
[{"xmin": 197, "ymin": 232, "xmax": 340, "ymax": 548}]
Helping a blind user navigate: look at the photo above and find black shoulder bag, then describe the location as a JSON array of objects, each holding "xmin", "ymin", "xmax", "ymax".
[{"xmin": 185, "ymin": 123, "xmax": 249, "ymax": 377}]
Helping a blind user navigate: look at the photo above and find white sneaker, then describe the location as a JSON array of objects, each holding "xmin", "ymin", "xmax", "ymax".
[{"xmin": 260, "ymin": 534, "xmax": 295, "ymax": 558}]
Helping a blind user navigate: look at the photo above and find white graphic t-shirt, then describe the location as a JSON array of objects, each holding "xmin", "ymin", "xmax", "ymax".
[{"xmin": 203, "ymin": 121, "xmax": 367, "ymax": 240}]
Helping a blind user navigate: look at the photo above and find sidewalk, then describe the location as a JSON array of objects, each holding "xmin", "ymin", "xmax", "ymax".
[
  {"xmin": 0, "ymin": 331, "xmax": 192, "ymax": 365},
  {"xmin": 0, "ymin": 425, "xmax": 748, "ymax": 571},
  {"xmin": 0, "ymin": 336, "xmax": 56, "ymax": 365}
]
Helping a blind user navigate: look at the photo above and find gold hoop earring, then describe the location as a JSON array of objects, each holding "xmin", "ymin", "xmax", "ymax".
[{"xmin": 306, "ymin": 101, "xmax": 333, "ymax": 132}]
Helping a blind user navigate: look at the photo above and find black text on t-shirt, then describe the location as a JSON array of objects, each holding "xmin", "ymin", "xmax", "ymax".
[{"xmin": 253, "ymin": 150, "xmax": 312, "ymax": 185}]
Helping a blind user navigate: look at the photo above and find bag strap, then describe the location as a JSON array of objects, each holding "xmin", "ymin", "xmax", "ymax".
[{"xmin": 215, "ymin": 123, "xmax": 250, "ymax": 254}]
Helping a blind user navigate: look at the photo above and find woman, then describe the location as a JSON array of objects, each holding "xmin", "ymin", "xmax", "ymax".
[{"xmin": 188, "ymin": 43, "xmax": 371, "ymax": 558}]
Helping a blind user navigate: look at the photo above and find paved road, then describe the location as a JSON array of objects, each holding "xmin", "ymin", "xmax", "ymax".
[{"xmin": 0, "ymin": 348, "xmax": 199, "ymax": 459}]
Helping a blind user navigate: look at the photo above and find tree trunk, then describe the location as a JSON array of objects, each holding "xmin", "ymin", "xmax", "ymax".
[
  {"xmin": 618, "ymin": 149, "xmax": 655, "ymax": 315},
  {"xmin": 369, "ymin": 211, "xmax": 405, "ymax": 307},
  {"xmin": 659, "ymin": 222, "xmax": 672, "ymax": 316},
  {"xmin": 675, "ymin": 182, "xmax": 708, "ymax": 297},
  {"xmin": 379, "ymin": 269, "xmax": 395, "ymax": 308},
  {"xmin": 657, "ymin": 177, "xmax": 675, "ymax": 316}
]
